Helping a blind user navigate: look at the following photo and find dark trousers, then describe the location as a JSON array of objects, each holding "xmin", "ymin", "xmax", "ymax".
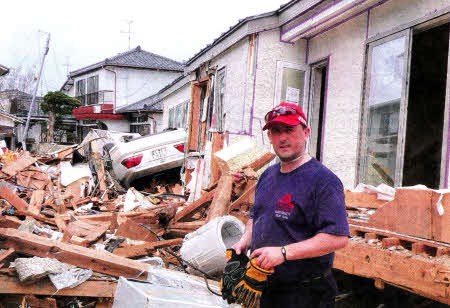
[{"xmin": 260, "ymin": 274, "xmax": 337, "ymax": 308}]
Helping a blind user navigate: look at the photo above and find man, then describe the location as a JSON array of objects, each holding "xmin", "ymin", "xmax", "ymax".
[{"xmin": 232, "ymin": 102, "xmax": 349, "ymax": 308}]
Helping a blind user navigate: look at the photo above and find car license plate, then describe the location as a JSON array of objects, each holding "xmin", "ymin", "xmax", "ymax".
[{"xmin": 151, "ymin": 148, "xmax": 167, "ymax": 161}]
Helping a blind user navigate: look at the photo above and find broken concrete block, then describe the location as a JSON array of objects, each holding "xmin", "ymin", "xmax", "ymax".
[
  {"xmin": 123, "ymin": 187, "xmax": 157, "ymax": 212},
  {"xmin": 214, "ymin": 140, "xmax": 267, "ymax": 173},
  {"xmin": 13, "ymin": 256, "xmax": 74, "ymax": 283}
]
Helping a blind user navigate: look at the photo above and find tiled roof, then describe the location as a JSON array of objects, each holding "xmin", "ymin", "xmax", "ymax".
[
  {"xmin": 70, "ymin": 46, "xmax": 184, "ymax": 77},
  {"xmin": 115, "ymin": 93, "xmax": 162, "ymax": 113}
]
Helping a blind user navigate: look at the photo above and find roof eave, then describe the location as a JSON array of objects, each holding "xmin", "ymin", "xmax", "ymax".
[{"xmin": 185, "ymin": 10, "xmax": 278, "ymax": 66}]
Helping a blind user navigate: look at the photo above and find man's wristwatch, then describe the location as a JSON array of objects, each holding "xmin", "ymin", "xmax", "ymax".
[{"xmin": 281, "ymin": 246, "xmax": 288, "ymax": 261}]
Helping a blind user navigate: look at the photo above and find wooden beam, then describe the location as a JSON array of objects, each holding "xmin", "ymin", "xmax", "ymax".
[
  {"xmin": 0, "ymin": 274, "xmax": 116, "ymax": 297},
  {"xmin": 0, "ymin": 228, "xmax": 149, "ymax": 278},
  {"xmin": 23, "ymin": 295, "xmax": 57, "ymax": 308},
  {"xmin": 0, "ymin": 183, "xmax": 28, "ymax": 211},
  {"xmin": 229, "ymin": 182, "xmax": 257, "ymax": 212},
  {"xmin": 167, "ymin": 221, "xmax": 205, "ymax": 232},
  {"xmin": 113, "ymin": 238, "xmax": 183, "ymax": 258},
  {"xmin": 173, "ymin": 189, "xmax": 216, "ymax": 222},
  {"xmin": 206, "ymin": 175, "xmax": 233, "ymax": 222},
  {"xmin": 28, "ymin": 190, "xmax": 45, "ymax": 215},
  {"xmin": 334, "ymin": 240, "xmax": 450, "ymax": 305},
  {"xmin": 210, "ymin": 132, "xmax": 225, "ymax": 184},
  {"xmin": 90, "ymin": 141, "xmax": 107, "ymax": 194},
  {"xmin": 0, "ymin": 248, "xmax": 15, "ymax": 264},
  {"xmin": 243, "ymin": 152, "xmax": 275, "ymax": 171}
]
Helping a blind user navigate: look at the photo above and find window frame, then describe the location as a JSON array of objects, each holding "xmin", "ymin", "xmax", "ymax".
[
  {"xmin": 273, "ymin": 61, "xmax": 309, "ymax": 110},
  {"xmin": 357, "ymin": 29, "xmax": 413, "ymax": 187}
]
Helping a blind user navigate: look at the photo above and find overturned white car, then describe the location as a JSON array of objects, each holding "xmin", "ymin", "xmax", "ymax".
[{"xmin": 107, "ymin": 129, "xmax": 186, "ymax": 187}]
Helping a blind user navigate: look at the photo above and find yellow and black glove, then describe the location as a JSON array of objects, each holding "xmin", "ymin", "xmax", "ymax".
[
  {"xmin": 232, "ymin": 258, "xmax": 274, "ymax": 308},
  {"xmin": 220, "ymin": 249, "xmax": 249, "ymax": 304}
]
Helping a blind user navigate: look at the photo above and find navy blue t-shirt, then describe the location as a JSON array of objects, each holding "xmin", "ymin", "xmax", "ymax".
[{"xmin": 250, "ymin": 158, "xmax": 349, "ymax": 283}]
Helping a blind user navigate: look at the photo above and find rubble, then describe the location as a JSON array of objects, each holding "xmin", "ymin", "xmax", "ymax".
[
  {"xmin": 0, "ymin": 137, "xmax": 275, "ymax": 307},
  {"xmin": 0, "ymin": 134, "xmax": 447, "ymax": 307}
]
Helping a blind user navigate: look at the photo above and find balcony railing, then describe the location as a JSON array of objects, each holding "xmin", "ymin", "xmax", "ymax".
[{"xmin": 77, "ymin": 90, "xmax": 114, "ymax": 106}]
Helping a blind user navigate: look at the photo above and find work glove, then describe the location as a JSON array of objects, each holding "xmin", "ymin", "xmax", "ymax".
[
  {"xmin": 232, "ymin": 258, "xmax": 274, "ymax": 308},
  {"xmin": 220, "ymin": 249, "xmax": 249, "ymax": 304}
]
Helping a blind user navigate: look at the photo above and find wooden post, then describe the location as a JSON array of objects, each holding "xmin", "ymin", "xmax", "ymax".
[
  {"xmin": 210, "ymin": 132, "xmax": 225, "ymax": 184},
  {"xmin": 206, "ymin": 174, "xmax": 233, "ymax": 222}
]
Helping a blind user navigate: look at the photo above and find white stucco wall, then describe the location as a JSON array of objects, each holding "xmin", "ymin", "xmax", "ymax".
[
  {"xmin": 368, "ymin": 0, "xmax": 449, "ymax": 37},
  {"xmin": 68, "ymin": 67, "xmax": 181, "ymax": 110},
  {"xmin": 197, "ymin": 29, "xmax": 305, "ymax": 152},
  {"xmin": 300, "ymin": 0, "xmax": 449, "ymax": 188},
  {"xmin": 104, "ymin": 67, "xmax": 181, "ymax": 109},
  {"xmin": 99, "ymin": 119, "xmax": 130, "ymax": 132},
  {"xmin": 150, "ymin": 113, "xmax": 164, "ymax": 133}
]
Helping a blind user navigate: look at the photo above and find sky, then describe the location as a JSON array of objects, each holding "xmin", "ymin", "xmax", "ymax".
[{"xmin": 1, "ymin": 0, "xmax": 289, "ymax": 95}]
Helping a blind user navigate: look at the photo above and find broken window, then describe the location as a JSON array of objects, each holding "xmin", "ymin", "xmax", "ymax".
[
  {"xmin": 76, "ymin": 79, "xmax": 86, "ymax": 105},
  {"xmin": 168, "ymin": 101, "xmax": 189, "ymax": 129},
  {"xmin": 358, "ymin": 21, "xmax": 449, "ymax": 188},
  {"xmin": 307, "ymin": 61, "xmax": 327, "ymax": 161},
  {"xmin": 214, "ymin": 69, "xmax": 226, "ymax": 133},
  {"xmin": 86, "ymin": 76, "xmax": 99, "ymax": 105}
]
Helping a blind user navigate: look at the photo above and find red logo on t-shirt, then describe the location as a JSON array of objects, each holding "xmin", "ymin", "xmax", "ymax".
[{"xmin": 275, "ymin": 193, "xmax": 294, "ymax": 219}]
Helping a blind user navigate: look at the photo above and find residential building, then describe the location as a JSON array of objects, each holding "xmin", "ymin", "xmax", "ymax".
[
  {"xmin": 61, "ymin": 46, "xmax": 184, "ymax": 140},
  {"xmin": 158, "ymin": 0, "xmax": 449, "ymax": 190},
  {"xmin": 0, "ymin": 90, "xmax": 78, "ymax": 147}
]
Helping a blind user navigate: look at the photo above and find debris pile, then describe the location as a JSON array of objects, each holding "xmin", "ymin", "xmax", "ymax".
[{"xmin": 0, "ymin": 135, "xmax": 276, "ymax": 307}]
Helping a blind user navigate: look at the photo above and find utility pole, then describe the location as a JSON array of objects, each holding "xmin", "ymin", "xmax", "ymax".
[
  {"xmin": 121, "ymin": 20, "xmax": 134, "ymax": 50},
  {"xmin": 22, "ymin": 32, "xmax": 50, "ymax": 150}
]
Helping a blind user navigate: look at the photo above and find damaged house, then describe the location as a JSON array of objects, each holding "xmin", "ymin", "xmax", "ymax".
[
  {"xmin": 61, "ymin": 46, "xmax": 184, "ymax": 140},
  {"xmin": 157, "ymin": 0, "xmax": 449, "ymax": 191}
]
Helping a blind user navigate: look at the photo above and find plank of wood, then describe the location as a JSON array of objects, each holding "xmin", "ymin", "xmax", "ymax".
[
  {"xmin": 334, "ymin": 240, "xmax": 450, "ymax": 306},
  {"xmin": 2, "ymin": 152, "xmax": 37, "ymax": 176},
  {"xmin": 0, "ymin": 216, "xmax": 22, "ymax": 229},
  {"xmin": 229, "ymin": 182, "xmax": 257, "ymax": 212},
  {"xmin": 369, "ymin": 188, "xmax": 433, "ymax": 239},
  {"xmin": 115, "ymin": 218, "xmax": 158, "ymax": 242},
  {"xmin": 91, "ymin": 141, "xmax": 107, "ymax": 194},
  {"xmin": 28, "ymin": 190, "xmax": 45, "ymax": 215},
  {"xmin": 0, "ymin": 248, "xmax": 14, "ymax": 263},
  {"xmin": 0, "ymin": 182, "xmax": 28, "ymax": 211},
  {"xmin": 173, "ymin": 189, "xmax": 216, "ymax": 222},
  {"xmin": 23, "ymin": 295, "xmax": 57, "ymax": 308},
  {"xmin": 65, "ymin": 220, "xmax": 110, "ymax": 244},
  {"xmin": 113, "ymin": 238, "xmax": 183, "ymax": 258},
  {"xmin": 210, "ymin": 132, "xmax": 225, "ymax": 184},
  {"xmin": 344, "ymin": 190, "xmax": 387, "ymax": 209},
  {"xmin": 0, "ymin": 274, "xmax": 116, "ymax": 297},
  {"xmin": 206, "ymin": 175, "xmax": 233, "ymax": 222},
  {"xmin": 0, "ymin": 228, "xmax": 149, "ymax": 278},
  {"xmin": 243, "ymin": 152, "xmax": 275, "ymax": 171},
  {"xmin": 167, "ymin": 221, "xmax": 205, "ymax": 232}
]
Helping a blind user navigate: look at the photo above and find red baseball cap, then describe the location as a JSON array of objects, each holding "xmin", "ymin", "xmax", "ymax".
[{"xmin": 263, "ymin": 102, "xmax": 308, "ymax": 131}]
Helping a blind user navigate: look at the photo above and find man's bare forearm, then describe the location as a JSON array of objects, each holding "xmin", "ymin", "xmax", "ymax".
[
  {"xmin": 241, "ymin": 219, "xmax": 253, "ymax": 248},
  {"xmin": 232, "ymin": 219, "xmax": 253, "ymax": 254},
  {"xmin": 285, "ymin": 233, "xmax": 348, "ymax": 260}
]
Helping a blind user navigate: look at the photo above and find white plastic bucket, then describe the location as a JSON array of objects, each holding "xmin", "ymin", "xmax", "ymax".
[{"xmin": 180, "ymin": 215, "xmax": 245, "ymax": 276}]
